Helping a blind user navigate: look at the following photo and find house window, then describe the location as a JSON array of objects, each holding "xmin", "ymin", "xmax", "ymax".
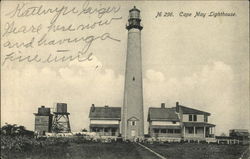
[
  {"xmin": 204, "ymin": 116, "xmax": 208, "ymax": 122},
  {"xmin": 132, "ymin": 77, "xmax": 135, "ymax": 81},
  {"xmin": 172, "ymin": 121, "xmax": 176, "ymax": 124},
  {"xmin": 104, "ymin": 128, "xmax": 109, "ymax": 132},
  {"xmin": 175, "ymin": 129, "xmax": 181, "ymax": 134},
  {"xmin": 111, "ymin": 128, "xmax": 116, "ymax": 136},
  {"xmin": 161, "ymin": 129, "xmax": 166, "ymax": 133},
  {"xmin": 189, "ymin": 115, "xmax": 193, "ymax": 121},
  {"xmin": 168, "ymin": 129, "xmax": 174, "ymax": 133},
  {"xmin": 188, "ymin": 114, "xmax": 197, "ymax": 121},
  {"xmin": 92, "ymin": 128, "xmax": 100, "ymax": 132},
  {"xmin": 193, "ymin": 115, "xmax": 197, "ymax": 121},
  {"xmin": 154, "ymin": 129, "xmax": 159, "ymax": 133},
  {"xmin": 188, "ymin": 127, "xmax": 194, "ymax": 134},
  {"xmin": 131, "ymin": 121, "xmax": 136, "ymax": 126}
]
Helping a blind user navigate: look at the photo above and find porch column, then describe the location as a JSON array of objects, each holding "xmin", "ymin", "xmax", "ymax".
[
  {"xmin": 183, "ymin": 126, "xmax": 186, "ymax": 138},
  {"xmin": 204, "ymin": 126, "xmax": 206, "ymax": 138},
  {"xmin": 194, "ymin": 126, "xmax": 196, "ymax": 137},
  {"xmin": 211, "ymin": 127, "xmax": 213, "ymax": 137}
]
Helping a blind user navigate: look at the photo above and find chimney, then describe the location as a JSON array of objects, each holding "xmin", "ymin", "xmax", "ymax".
[
  {"xmin": 161, "ymin": 103, "xmax": 165, "ymax": 108},
  {"xmin": 176, "ymin": 102, "xmax": 179, "ymax": 112},
  {"xmin": 91, "ymin": 104, "xmax": 95, "ymax": 112},
  {"xmin": 41, "ymin": 105, "xmax": 45, "ymax": 108},
  {"xmin": 105, "ymin": 105, "xmax": 109, "ymax": 108}
]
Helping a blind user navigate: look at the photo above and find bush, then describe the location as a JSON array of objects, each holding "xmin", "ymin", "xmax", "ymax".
[{"xmin": 1, "ymin": 123, "xmax": 34, "ymax": 137}]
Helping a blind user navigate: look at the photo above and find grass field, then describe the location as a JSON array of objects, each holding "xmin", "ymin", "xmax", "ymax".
[
  {"xmin": 144, "ymin": 142, "xmax": 249, "ymax": 159},
  {"xmin": 1, "ymin": 139, "xmax": 249, "ymax": 159},
  {"xmin": 1, "ymin": 141, "xmax": 158, "ymax": 159}
]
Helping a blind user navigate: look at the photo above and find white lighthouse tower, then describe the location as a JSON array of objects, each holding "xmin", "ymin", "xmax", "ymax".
[{"xmin": 121, "ymin": 6, "xmax": 144, "ymax": 140}]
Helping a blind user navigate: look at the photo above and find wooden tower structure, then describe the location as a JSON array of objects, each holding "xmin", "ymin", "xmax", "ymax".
[{"xmin": 52, "ymin": 103, "xmax": 71, "ymax": 133}]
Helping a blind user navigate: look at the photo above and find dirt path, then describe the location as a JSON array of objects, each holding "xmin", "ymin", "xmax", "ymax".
[{"xmin": 135, "ymin": 143, "xmax": 163, "ymax": 159}]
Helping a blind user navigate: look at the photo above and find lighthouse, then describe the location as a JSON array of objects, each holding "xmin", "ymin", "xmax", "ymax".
[{"xmin": 121, "ymin": 6, "xmax": 144, "ymax": 140}]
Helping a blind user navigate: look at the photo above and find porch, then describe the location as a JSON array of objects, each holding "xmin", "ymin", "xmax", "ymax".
[
  {"xmin": 149, "ymin": 125, "xmax": 182, "ymax": 138},
  {"xmin": 183, "ymin": 122, "xmax": 215, "ymax": 141},
  {"xmin": 90, "ymin": 124, "xmax": 120, "ymax": 136}
]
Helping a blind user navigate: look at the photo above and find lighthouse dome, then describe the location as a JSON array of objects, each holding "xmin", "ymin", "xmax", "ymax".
[
  {"xmin": 126, "ymin": 6, "xmax": 143, "ymax": 30},
  {"xmin": 129, "ymin": 6, "xmax": 141, "ymax": 19}
]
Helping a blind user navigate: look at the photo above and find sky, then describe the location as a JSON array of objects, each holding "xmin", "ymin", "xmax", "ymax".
[{"xmin": 1, "ymin": 1, "xmax": 249, "ymax": 135}]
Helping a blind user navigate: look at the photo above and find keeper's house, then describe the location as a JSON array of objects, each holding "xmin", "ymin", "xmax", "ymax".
[
  {"xmin": 89, "ymin": 104, "xmax": 121, "ymax": 137},
  {"xmin": 177, "ymin": 102, "xmax": 216, "ymax": 140},
  {"xmin": 148, "ymin": 102, "xmax": 216, "ymax": 141},
  {"xmin": 148, "ymin": 103, "xmax": 182, "ymax": 139}
]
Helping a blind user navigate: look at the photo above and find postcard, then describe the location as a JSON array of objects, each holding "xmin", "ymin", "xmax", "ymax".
[{"xmin": 1, "ymin": 1, "xmax": 249, "ymax": 159}]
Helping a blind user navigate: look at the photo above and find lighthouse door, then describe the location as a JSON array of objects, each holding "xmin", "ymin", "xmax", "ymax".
[
  {"xmin": 131, "ymin": 130, "xmax": 135, "ymax": 137},
  {"xmin": 127, "ymin": 117, "xmax": 139, "ymax": 140}
]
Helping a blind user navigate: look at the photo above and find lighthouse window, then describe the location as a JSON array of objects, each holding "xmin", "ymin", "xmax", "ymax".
[
  {"xmin": 131, "ymin": 121, "xmax": 136, "ymax": 126},
  {"xmin": 132, "ymin": 77, "xmax": 135, "ymax": 81}
]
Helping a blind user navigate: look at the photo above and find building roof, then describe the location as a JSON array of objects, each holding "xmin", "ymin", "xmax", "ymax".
[
  {"xmin": 232, "ymin": 132, "xmax": 249, "ymax": 137},
  {"xmin": 129, "ymin": 6, "xmax": 140, "ymax": 12},
  {"xmin": 149, "ymin": 125, "xmax": 181, "ymax": 129},
  {"xmin": 178, "ymin": 105, "xmax": 211, "ymax": 116},
  {"xmin": 183, "ymin": 122, "xmax": 215, "ymax": 127},
  {"xmin": 230, "ymin": 129, "xmax": 249, "ymax": 137},
  {"xmin": 90, "ymin": 124, "xmax": 119, "ymax": 128},
  {"xmin": 148, "ymin": 107, "xmax": 180, "ymax": 121},
  {"xmin": 230, "ymin": 129, "xmax": 249, "ymax": 133},
  {"xmin": 89, "ymin": 106, "xmax": 121, "ymax": 120},
  {"xmin": 34, "ymin": 113, "xmax": 53, "ymax": 116}
]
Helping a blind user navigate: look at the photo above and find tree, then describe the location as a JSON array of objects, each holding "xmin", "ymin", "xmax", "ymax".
[
  {"xmin": 220, "ymin": 132, "xmax": 227, "ymax": 137},
  {"xmin": 0, "ymin": 123, "xmax": 34, "ymax": 137}
]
